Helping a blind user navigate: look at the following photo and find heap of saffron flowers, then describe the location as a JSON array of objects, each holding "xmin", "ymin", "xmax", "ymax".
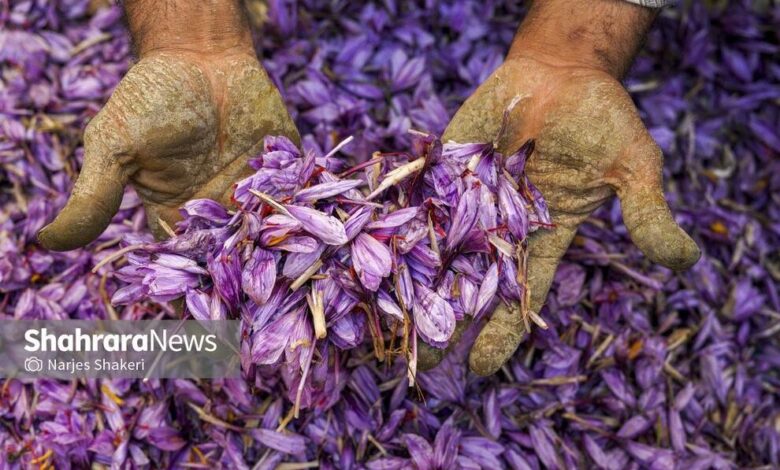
[
  {"xmin": 1, "ymin": 0, "xmax": 778, "ymax": 468},
  {"xmin": 109, "ymin": 130, "xmax": 550, "ymax": 405}
]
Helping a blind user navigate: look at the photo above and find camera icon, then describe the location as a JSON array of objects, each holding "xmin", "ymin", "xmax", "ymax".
[{"xmin": 24, "ymin": 357, "xmax": 43, "ymax": 373}]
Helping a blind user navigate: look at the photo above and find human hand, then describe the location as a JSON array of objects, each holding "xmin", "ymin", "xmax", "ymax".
[
  {"xmin": 419, "ymin": 0, "xmax": 700, "ymax": 375},
  {"xmin": 38, "ymin": 0, "xmax": 299, "ymax": 250}
]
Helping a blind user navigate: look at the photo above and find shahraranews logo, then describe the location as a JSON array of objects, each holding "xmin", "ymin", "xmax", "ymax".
[{"xmin": 24, "ymin": 328, "xmax": 218, "ymax": 353}]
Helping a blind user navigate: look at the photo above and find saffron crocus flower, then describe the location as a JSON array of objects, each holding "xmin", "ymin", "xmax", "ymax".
[
  {"xmin": 284, "ymin": 205, "xmax": 349, "ymax": 245},
  {"xmin": 242, "ymin": 247, "xmax": 276, "ymax": 305},
  {"xmin": 9, "ymin": 3, "xmax": 777, "ymax": 467},
  {"xmin": 185, "ymin": 289, "xmax": 211, "ymax": 321},
  {"xmin": 351, "ymin": 233, "xmax": 392, "ymax": 291},
  {"xmin": 446, "ymin": 183, "xmax": 479, "ymax": 250},
  {"xmin": 207, "ymin": 249, "xmax": 242, "ymax": 312},
  {"xmin": 251, "ymin": 307, "xmax": 304, "ymax": 365},
  {"xmin": 413, "ymin": 282, "xmax": 455, "ymax": 345},
  {"xmin": 497, "ymin": 174, "xmax": 529, "ymax": 241},
  {"xmin": 294, "ymin": 180, "xmax": 364, "ymax": 203},
  {"xmin": 179, "ymin": 199, "xmax": 231, "ymax": 226}
]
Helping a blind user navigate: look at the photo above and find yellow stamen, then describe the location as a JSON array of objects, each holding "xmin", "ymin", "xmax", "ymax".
[
  {"xmin": 289, "ymin": 339, "xmax": 311, "ymax": 351},
  {"xmin": 265, "ymin": 235, "xmax": 288, "ymax": 246},
  {"xmin": 101, "ymin": 384, "xmax": 125, "ymax": 406},
  {"xmin": 710, "ymin": 221, "xmax": 728, "ymax": 235},
  {"xmin": 627, "ymin": 339, "xmax": 643, "ymax": 360},
  {"xmin": 31, "ymin": 449, "xmax": 52, "ymax": 465},
  {"xmin": 191, "ymin": 446, "xmax": 208, "ymax": 464}
]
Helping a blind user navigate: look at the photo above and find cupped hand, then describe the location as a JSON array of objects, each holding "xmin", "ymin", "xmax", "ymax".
[
  {"xmin": 38, "ymin": 50, "xmax": 299, "ymax": 250},
  {"xmin": 419, "ymin": 55, "xmax": 700, "ymax": 375}
]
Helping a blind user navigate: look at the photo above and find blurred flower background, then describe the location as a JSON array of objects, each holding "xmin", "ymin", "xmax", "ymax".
[{"xmin": 0, "ymin": 0, "xmax": 778, "ymax": 468}]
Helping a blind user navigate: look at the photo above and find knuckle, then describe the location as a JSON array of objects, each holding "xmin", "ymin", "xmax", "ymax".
[
  {"xmin": 83, "ymin": 114, "xmax": 104, "ymax": 146},
  {"xmin": 84, "ymin": 109, "xmax": 105, "ymax": 134}
]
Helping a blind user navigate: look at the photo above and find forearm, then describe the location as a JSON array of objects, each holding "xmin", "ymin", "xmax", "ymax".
[
  {"xmin": 124, "ymin": 0, "xmax": 254, "ymax": 58},
  {"xmin": 508, "ymin": 0, "xmax": 657, "ymax": 78}
]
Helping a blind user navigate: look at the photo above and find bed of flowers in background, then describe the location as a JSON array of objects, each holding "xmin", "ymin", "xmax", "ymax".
[{"xmin": 1, "ymin": 0, "xmax": 778, "ymax": 468}]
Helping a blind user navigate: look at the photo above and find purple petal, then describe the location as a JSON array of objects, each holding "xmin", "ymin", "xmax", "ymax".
[
  {"xmin": 474, "ymin": 262, "xmax": 498, "ymax": 318},
  {"xmin": 251, "ymin": 310, "xmax": 298, "ymax": 364},
  {"xmin": 351, "ymin": 233, "xmax": 392, "ymax": 291},
  {"xmin": 294, "ymin": 180, "xmax": 364, "ymax": 203},
  {"xmin": 180, "ymin": 198, "xmax": 230, "ymax": 224},
  {"xmin": 253, "ymin": 428, "xmax": 307, "ymax": 454},
  {"xmin": 270, "ymin": 236, "xmax": 319, "ymax": 253},
  {"xmin": 207, "ymin": 249, "xmax": 242, "ymax": 311},
  {"xmin": 285, "ymin": 205, "xmax": 348, "ymax": 245},
  {"xmin": 458, "ymin": 275, "xmax": 478, "ymax": 316},
  {"xmin": 413, "ymin": 282, "xmax": 455, "ymax": 345},
  {"xmin": 185, "ymin": 289, "xmax": 211, "ymax": 321},
  {"xmin": 504, "ymin": 139, "xmax": 534, "ymax": 177},
  {"xmin": 446, "ymin": 185, "xmax": 479, "ymax": 250},
  {"xmin": 366, "ymin": 207, "xmax": 419, "ymax": 230},
  {"xmin": 242, "ymin": 247, "xmax": 276, "ymax": 305},
  {"xmin": 498, "ymin": 175, "xmax": 529, "ymax": 240},
  {"xmin": 403, "ymin": 434, "xmax": 434, "ymax": 470}
]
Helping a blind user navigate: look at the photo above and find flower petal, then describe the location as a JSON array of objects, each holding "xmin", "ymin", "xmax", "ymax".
[
  {"xmin": 413, "ymin": 282, "xmax": 455, "ymax": 345},
  {"xmin": 285, "ymin": 205, "xmax": 348, "ymax": 245},
  {"xmin": 242, "ymin": 247, "xmax": 276, "ymax": 305},
  {"xmin": 351, "ymin": 233, "xmax": 392, "ymax": 291}
]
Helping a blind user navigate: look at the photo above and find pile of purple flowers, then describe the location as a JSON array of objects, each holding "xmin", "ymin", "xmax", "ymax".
[
  {"xmin": 110, "ymin": 131, "xmax": 550, "ymax": 405},
  {"xmin": 1, "ymin": 0, "xmax": 778, "ymax": 468}
]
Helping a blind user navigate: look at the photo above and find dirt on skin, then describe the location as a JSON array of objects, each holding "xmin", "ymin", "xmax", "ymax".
[
  {"xmin": 419, "ymin": 56, "xmax": 699, "ymax": 376},
  {"xmin": 38, "ymin": 51, "xmax": 299, "ymax": 250},
  {"xmin": 40, "ymin": 52, "xmax": 698, "ymax": 378}
]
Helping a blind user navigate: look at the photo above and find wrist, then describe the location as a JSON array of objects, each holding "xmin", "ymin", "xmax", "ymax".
[
  {"xmin": 508, "ymin": 0, "xmax": 656, "ymax": 79},
  {"xmin": 125, "ymin": 0, "xmax": 254, "ymax": 58}
]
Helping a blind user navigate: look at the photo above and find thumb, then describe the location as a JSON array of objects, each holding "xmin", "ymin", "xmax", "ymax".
[
  {"xmin": 616, "ymin": 149, "xmax": 700, "ymax": 271},
  {"xmin": 417, "ymin": 318, "xmax": 472, "ymax": 371},
  {"xmin": 38, "ymin": 122, "xmax": 128, "ymax": 251},
  {"xmin": 469, "ymin": 223, "xmax": 576, "ymax": 376}
]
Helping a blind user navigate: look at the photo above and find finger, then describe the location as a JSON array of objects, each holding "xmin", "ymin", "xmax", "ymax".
[
  {"xmin": 616, "ymin": 147, "xmax": 700, "ymax": 271},
  {"xmin": 469, "ymin": 223, "xmax": 576, "ymax": 376},
  {"xmin": 526, "ymin": 223, "xmax": 578, "ymax": 313},
  {"xmin": 417, "ymin": 318, "xmax": 472, "ymax": 371},
  {"xmin": 468, "ymin": 302, "xmax": 525, "ymax": 376},
  {"xmin": 416, "ymin": 342, "xmax": 444, "ymax": 372},
  {"xmin": 38, "ymin": 124, "xmax": 127, "ymax": 251}
]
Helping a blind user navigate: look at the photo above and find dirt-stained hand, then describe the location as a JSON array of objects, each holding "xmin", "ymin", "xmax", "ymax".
[
  {"xmin": 418, "ymin": 55, "xmax": 700, "ymax": 375},
  {"xmin": 38, "ymin": 51, "xmax": 298, "ymax": 250}
]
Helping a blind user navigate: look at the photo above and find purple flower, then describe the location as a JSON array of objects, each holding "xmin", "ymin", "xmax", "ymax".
[
  {"xmin": 185, "ymin": 289, "xmax": 211, "ymax": 321},
  {"xmin": 10, "ymin": 2, "xmax": 772, "ymax": 467},
  {"xmin": 251, "ymin": 308, "xmax": 304, "ymax": 365},
  {"xmin": 242, "ymin": 247, "xmax": 276, "ymax": 305},
  {"xmin": 208, "ymin": 249, "xmax": 242, "ymax": 312},
  {"xmin": 285, "ymin": 205, "xmax": 349, "ymax": 245},
  {"xmin": 497, "ymin": 175, "xmax": 529, "ymax": 241},
  {"xmin": 294, "ymin": 179, "xmax": 364, "ymax": 203},
  {"xmin": 252, "ymin": 428, "xmax": 307, "ymax": 454},
  {"xmin": 351, "ymin": 233, "xmax": 392, "ymax": 291},
  {"xmin": 413, "ymin": 282, "xmax": 455, "ymax": 345},
  {"xmin": 446, "ymin": 184, "xmax": 479, "ymax": 250}
]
